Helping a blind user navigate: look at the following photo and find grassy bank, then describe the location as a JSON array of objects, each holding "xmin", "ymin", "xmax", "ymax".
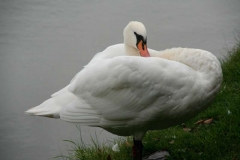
[{"xmin": 56, "ymin": 41, "xmax": 240, "ymax": 160}]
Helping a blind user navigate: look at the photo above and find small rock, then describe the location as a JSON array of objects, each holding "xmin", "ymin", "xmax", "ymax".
[
  {"xmin": 203, "ymin": 118, "xmax": 213, "ymax": 124},
  {"xmin": 183, "ymin": 128, "xmax": 191, "ymax": 132},
  {"xmin": 143, "ymin": 151, "xmax": 170, "ymax": 160},
  {"xmin": 195, "ymin": 119, "xmax": 205, "ymax": 125},
  {"xmin": 112, "ymin": 143, "xmax": 120, "ymax": 152},
  {"xmin": 227, "ymin": 110, "xmax": 231, "ymax": 115}
]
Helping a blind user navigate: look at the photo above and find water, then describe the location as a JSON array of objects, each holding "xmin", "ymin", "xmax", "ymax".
[{"xmin": 0, "ymin": 1, "xmax": 240, "ymax": 159}]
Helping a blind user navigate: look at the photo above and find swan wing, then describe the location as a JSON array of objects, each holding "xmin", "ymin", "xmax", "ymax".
[{"xmin": 60, "ymin": 56, "xmax": 200, "ymax": 129}]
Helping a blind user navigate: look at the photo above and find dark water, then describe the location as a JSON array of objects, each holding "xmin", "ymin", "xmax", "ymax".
[{"xmin": 0, "ymin": 1, "xmax": 240, "ymax": 160}]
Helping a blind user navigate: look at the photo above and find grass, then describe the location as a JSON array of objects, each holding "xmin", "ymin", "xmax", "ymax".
[{"xmin": 55, "ymin": 41, "xmax": 240, "ymax": 160}]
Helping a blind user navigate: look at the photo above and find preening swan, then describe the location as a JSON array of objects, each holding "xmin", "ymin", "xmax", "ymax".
[{"xmin": 25, "ymin": 21, "xmax": 222, "ymax": 160}]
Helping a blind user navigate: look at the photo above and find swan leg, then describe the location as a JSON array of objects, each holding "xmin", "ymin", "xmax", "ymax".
[{"xmin": 132, "ymin": 138, "xmax": 143, "ymax": 160}]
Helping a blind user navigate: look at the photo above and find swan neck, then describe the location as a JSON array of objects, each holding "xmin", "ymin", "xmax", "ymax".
[{"xmin": 124, "ymin": 44, "xmax": 140, "ymax": 56}]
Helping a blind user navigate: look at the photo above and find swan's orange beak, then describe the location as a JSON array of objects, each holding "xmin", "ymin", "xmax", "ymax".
[{"xmin": 137, "ymin": 40, "xmax": 150, "ymax": 57}]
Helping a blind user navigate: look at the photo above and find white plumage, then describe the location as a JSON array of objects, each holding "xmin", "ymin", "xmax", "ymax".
[{"xmin": 26, "ymin": 21, "xmax": 222, "ymax": 142}]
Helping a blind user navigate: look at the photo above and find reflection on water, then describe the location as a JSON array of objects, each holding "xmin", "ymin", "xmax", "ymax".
[{"xmin": 0, "ymin": 0, "xmax": 240, "ymax": 159}]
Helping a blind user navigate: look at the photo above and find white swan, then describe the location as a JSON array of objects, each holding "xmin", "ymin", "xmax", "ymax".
[{"xmin": 26, "ymin": 21, "xmax": 222, "ymax": 159}]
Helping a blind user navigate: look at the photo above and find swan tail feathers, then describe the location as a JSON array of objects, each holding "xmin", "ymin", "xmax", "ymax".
[
  {"xmin": 26, "ymin": 91, "xmax": 76, "ymax": 118},
  {"xmin": 25, "ymin": 98, "xmax": 61, "ymax": 118}
]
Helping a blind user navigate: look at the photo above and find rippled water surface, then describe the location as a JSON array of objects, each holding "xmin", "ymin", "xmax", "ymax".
[{"xmin": 0, "ymin": 1, "xmax": 240, "ymax": 160}]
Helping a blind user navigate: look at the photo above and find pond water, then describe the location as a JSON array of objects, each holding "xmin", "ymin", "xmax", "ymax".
[{"xmin": 0, "ymin": 0, "xmax": 240, "ymax": 160}]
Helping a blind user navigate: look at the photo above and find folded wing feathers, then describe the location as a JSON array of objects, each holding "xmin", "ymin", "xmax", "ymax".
[
  {"xmin": 60, "ymin": 98, "xmax": 100, "ymax": 126},
  {"xmin": 65, "ymin": 57, "xmax": 181, "ymax": 126}
]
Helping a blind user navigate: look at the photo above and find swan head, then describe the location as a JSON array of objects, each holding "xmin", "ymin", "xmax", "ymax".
[{"xmin": 124, "ymin": 21, "xmax": 150, "ymax": 57}]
